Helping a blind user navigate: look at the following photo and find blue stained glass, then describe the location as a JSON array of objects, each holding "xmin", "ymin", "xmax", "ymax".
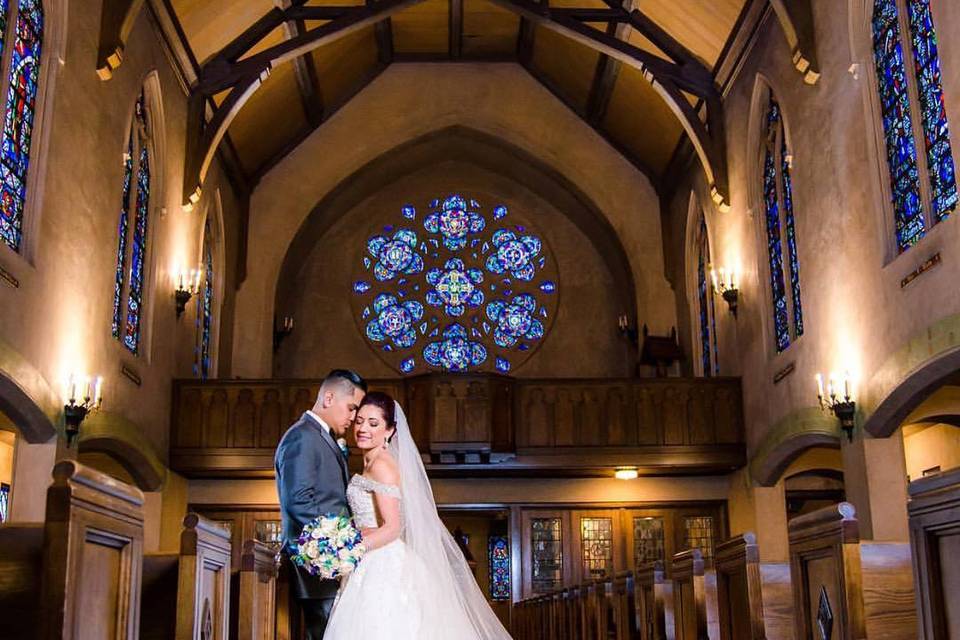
[
  {"xmin": 495, "ymin": 357, "xmax": 511, "ymax": 373},
  {"xmin": 781, "ymin": 137, "xmax": 804, "ymax": 339},
  {"xmin": 488, "ymin": 535, "xmax": 511, "ymax": 601},
  {"xmin": 696, "ymin": 216, "xmax": 717, "ymax": 376},
  {"xmin": 197, "ymin": 220, "xmax": 214, "ymax": 379},
  {"xmin": 873, "ymin": 0, "xmax": 926, "ymax": 251},
  {"xmin": 906, "ymin": 0, "xmax": 957, "ymax": 221},
  {"xmin": 0, "ymin": 482, "xmax": 8, "ymax": 524},
  {"xmin": 540, "ymin": 281, "xmax": 556, "ymax": 293},
  {"xmin": 493, "ymin": 205, "xmax": 507, "ymax": 220},
  {"xmin": 423, "ymin": 323, "xmax": 487, "ymax": 370},
  {"xmin": 763, "ymin": 98, "xmax": 791, "ymax": 353},
  {"xmin": 401, "ymin": 204, "xmax": 416, "ymax": 220},
  {"xmin": 112, "ymin": 131, "xmax": 133, "ymax": 339},
  {"xmin": 0, "ymin": 0, "xmax": 41, "ymax": 252},
  {"xmin": 400, "ymin": 357, "xmax": 415, "ymax": 373},
  {"xmin": 353, "ymin": 281, "xmax": 371, "ymax": 294},
  {"xmin": 123, "ymin": 144, "xmax": 149, "ymax": 354}
]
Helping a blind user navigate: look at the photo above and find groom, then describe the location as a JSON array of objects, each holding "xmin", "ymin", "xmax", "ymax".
[{"xmin": 275, "ymin": 369, "xmax": 367, "ymax": 639}]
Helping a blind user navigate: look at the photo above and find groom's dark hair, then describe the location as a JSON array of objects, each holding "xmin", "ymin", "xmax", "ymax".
[{"xmin": 323, "ymin": 368, "xmax": 368, "ymax": 393}]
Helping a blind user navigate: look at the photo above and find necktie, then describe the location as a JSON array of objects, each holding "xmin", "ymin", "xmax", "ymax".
[{"xmin": 337, "ymin": 438, "xmax": 350, "ymax": 459}]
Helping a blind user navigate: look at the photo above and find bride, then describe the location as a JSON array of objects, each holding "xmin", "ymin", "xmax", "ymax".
[{"xmin": 323, "ymin": 391, "xmax": 513, "ymax": 639}]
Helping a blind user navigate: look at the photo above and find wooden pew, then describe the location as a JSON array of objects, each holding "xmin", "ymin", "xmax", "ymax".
[
  {"xmin": 907, "ymin": 467, "xmax": 960, "ymax": 639},
  {"xmin": 141, "ymin": 513, "xmax": 232, "ymax": 640},
  {"xmin": 714, "ymin": 533, "xmax": 765, "ymax": 639},
  {"xmin": 672, "ymin": 549, "xmax": 708, "ymax": 640},
  {"xmin": 788, "ymin": 502, "xmax": 864, "ymax": 639},
  {"xmin": 0, "ymin": 460, "xmax": 144, "ymax": 639},
  {"xmin": 611, "ymin": 571, "xmax": 640, "ymax": 639},
  {"xmin": 235, "ymin": 539, "xmax": 278, "ymax": 640},
  {"xmin": 637, "ymin": 561, "xmax": 673, "ymax": 640}
]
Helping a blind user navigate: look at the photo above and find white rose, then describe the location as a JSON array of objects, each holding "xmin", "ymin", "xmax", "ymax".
[{"xmin": 305, "ymin": 540, "xmax": 320, "ymax": 559}]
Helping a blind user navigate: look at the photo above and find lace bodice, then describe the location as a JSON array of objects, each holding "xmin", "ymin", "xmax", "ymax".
[{"xmin": 347, "ymin": 474, "xmax": 402, "ymax": 528}]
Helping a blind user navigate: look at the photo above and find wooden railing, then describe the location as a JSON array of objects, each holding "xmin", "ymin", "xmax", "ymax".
[{"xmin": 170, "ymin": 375, "xmax": 744, "ymax": 477}]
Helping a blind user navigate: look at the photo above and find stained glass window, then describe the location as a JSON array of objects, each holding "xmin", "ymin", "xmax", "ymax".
[
  {"xmin": 195, "ymin": 219, "xmax": 214, "ymax": 379},
  {"xmin": 872, "ymin": 0, "xmax": 956, "ymax": 252},
  {"xmin": 580, "ymin": 517, "xmax": 613, "ymax": 579},
  {"xmin": 683, "ymin": 516, "xmax": 715, "ymax": 559},
  {"xmin": 0, "ymin": 482, "xmax": 9, "ymax": 523},
  {"xmin": 531, "ymin": 517, "xmax": 563, "ymax": 593},
  {"xmin": 352, "ymin": 196, "xmax": 559, "ymax": 374},
  {"xmin": 0, "ymin": 0, "xmax": 42, "ymax": 252},
  {"xmin": 112, "ymin": 90, "xmax": 152, "ymax": 354},
  {"xmin": 255, "ymin": 520, "xmax": 283, "ymax": 551},
  {"xmin": 762, "ymin": 96, "xmax": 803, "ymax": 352},
  {"xmin": 633, "ymin": 517, "xmax": 665, "ymax": 567},
  {"xmin": 696, "ymin": 215, "xmax": 718, "ymax": 376},
  {"xmin": 488, "ymin": 535, "xmax": 511, "ymax": 601}
]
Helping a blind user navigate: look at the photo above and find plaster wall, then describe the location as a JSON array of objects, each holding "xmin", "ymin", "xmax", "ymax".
[
  {"xmin": 275, "ymin": 160, "xmax": 629, "ymax": 378},
  {"xmin": 234, "ymin": 63, "xmax": 673, "ymax": 378},
  {"xmin": 665, "ymin": 0, "xmax": 960, "ymax": 465},
  {"xmin": 904, "ymin": 423, "xmax": 960, "ymax": 479},
  {"xmin": 0, "ymin": 431, "xmax": 12, "ymax": 486}
]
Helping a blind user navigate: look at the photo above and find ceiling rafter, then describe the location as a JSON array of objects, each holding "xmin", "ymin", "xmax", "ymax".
[
  {"xmin": 367, "ymin": 0, "xmax": 396, "ymax": 65},
  {"xmin": 276, "ymin": 0, "xmax": 326, "ymax": 127},
  {"xmin": 769, "ymin": 0, "xmax": 820, "ymax": 84},
  {"xmin": 584, "ymin": 0, "xmax": 637, "ymax": 126},
  {"xmin": 182, "ymin": 0, "xmax": 426, "ymax": 206},
  {"xmin": 450, "ymin": 0, "xmax": 464, "ymax": 58},
  {"xmin": 488, "ymin": 0, "xmax": 729, "ymax": 207},
  {"xmin": 96, "ymin": 0, "xmax": 147, "ymax": 80}
]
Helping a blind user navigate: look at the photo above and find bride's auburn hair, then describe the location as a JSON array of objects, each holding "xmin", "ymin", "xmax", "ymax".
[{"xmin": 358, "ymin": 391, "xmax": 397, "ymax": 436}]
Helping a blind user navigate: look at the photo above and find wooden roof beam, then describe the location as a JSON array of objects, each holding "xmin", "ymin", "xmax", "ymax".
[
  {"xmin": 368, "ymin": 0, "xmax": 396, "ymax": 64},
  {"xmin": 450, "ymin": 0, "xmax": 464, "ymax": 58},
  {"xmin": 585, "ymin": 0, "xmax": 637, "ymax": 126},
  {"xmin": 184, "ymin": 0, "xmax": 425, "ymax": 205},
  {"xmin": 769, "ymin": 0, "xmax": 820, "ymax": 84},
  {"xmin": 489, "ymin": 0, "xmax": 729, "ymax": 207},
  {"xmin": 96, "ymin": 0, "xmax": 147, "ymax": 80},
  {"xmin": 277, "ymin": 0, "xmax": 326, "ymax": 127}
]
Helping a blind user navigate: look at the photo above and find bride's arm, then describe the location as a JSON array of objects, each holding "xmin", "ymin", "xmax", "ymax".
[{"xmin": 359, "ymin": 457, "xmax": 402, "ymax": 551}]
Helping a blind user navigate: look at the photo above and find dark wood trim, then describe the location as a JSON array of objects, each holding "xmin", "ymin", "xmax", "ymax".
[
  {"xmin": 277, "ymin": 0, "xmax": 326, "ymax": 127},
  {"xmin": 392, "ymin": 52, "xmax": 517, "ymax": 62},
  {"xmin": 97, "ymin": 0, "xmax": 147, "ymax": 80},
  {"xmin": 449, "ymin": 0, "xmax": 464, "ymax": 58},
  {"xmin": 769, "ymin": 0, "xmax": 820, "ymax": 84}
]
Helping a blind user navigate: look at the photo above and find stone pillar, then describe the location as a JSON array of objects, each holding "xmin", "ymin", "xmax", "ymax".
[
  {"xmin": 727, "ymin": 468, "xmax": 790, "ymax": 561},
  {"xmin": 840, "ymin": 430, "xmax": 909, "ymax": 540}
]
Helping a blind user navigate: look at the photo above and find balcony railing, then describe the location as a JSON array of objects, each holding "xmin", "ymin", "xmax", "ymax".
[{"xmin": 170, "ymin": 375, "xmax": 745, "ymax": 477}]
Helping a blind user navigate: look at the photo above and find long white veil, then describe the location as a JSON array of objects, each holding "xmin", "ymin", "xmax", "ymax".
[{"xmin": 389, "ymin": 401, "xmax": 513, "ymax": 639}]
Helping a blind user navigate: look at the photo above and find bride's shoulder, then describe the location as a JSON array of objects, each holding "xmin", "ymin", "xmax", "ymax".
[{"xmin": 366, "ymin": 451, "xmax": 400, "ymax": 487}]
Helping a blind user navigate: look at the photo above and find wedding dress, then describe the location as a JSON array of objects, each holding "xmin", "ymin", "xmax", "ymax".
[{"xmin": 323, "ymin": 403, "xmax": 513, "ymax": 639}]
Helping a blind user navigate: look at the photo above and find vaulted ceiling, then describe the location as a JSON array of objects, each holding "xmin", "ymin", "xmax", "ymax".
[{"xmin": 165, "ymin": 0, "xmax": 748, "ymax": 193}]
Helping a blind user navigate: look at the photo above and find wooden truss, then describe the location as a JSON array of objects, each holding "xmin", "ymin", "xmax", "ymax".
[{"xmin": 102, "ymin": 0, "xmax": 733, "ymax": 209}]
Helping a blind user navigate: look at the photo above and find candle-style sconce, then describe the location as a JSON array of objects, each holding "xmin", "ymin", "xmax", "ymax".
[
  {"xmin": 617, "ymin": 313, "xmax": 639, "ymax": 346},
  {"xmin": 273, "ymin": 316, "xmax": 295, "ymax": 352},
  {"xmin": 64, "ymin": 374, "xmax": 103, "ymax": 447},
  {"xmin": 711, "ymin": 266, "xmax": 740, "ymax": 317},
  {"xmin": 175, "ymin": 267, "xmax": 202, "ymax": 319},
  {"xmin": 816, "ymin": 371, "xmax": 856, "ymax": 441}
]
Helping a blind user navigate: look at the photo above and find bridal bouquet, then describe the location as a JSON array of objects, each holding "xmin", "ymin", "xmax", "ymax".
[{"xmin": 291, "ymin": 513, "xmax": 365, "ymax": 579}]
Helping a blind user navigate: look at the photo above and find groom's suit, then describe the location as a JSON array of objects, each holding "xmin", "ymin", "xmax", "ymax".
[{"xmin": 275, "ymin": 411, "xmax": 350, "ymax": 639}]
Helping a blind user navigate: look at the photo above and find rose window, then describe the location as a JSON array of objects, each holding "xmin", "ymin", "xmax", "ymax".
[{"xmin": 352, "ymin": 195, "xmax": 558, "ymax": 374}]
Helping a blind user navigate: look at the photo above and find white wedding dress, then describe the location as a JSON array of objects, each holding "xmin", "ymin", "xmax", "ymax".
[{"xmin": 323, "ymin": 404, "xmax": 512, "ymax": 639}]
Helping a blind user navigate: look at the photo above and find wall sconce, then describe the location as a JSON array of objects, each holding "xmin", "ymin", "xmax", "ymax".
[
  {"xmin": 615, "ymin": 467, "xmax": 639, "ymax": 480},
  {"xmin": 711, "ymin": 266, "xmax": 740, "ymax": 317},
  {"xmin": 273, "ymin": 316, "xmax": 294, "ymax": 352},
  {"xmin": 617, "ymin": 313, "xmax": 638, "ymax": 346},
  {"xmin": 816, "ymin": 372, "xmax": 856, "ymax": 441},
  {"xmin": 175, "ymin": 267, "xmax": 202, "ymax": 319},
  {"xmin": 64, "ymin": 374, "xmax": 103, "ymax": 447}
]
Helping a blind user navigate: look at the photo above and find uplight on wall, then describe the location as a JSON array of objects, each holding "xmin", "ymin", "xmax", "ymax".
[
  {"xmin": 64, "ymin": 374, "xmax": 103, "ymax": 447},
  {"xmin": 615, "ymin": 467, "xmax": 639, "ymax": 480},
  {"xmin": 816, "ymin": 371, "xmax": 856, "ymax": 441},
  {"xmin": 710, "ymin": 266, "xmax": 740, "ymax": 317}
]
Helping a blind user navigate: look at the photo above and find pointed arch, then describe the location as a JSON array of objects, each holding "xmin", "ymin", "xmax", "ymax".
[
  {"xmin": 195, "ymin": 190, "xmax": 225, "ymax": 379},
  {"xmin": 111, "ymin": 71, "xmax": 164, "ymax": 358},
  {"xmin": 747, "ymin": 76, "xmax": 804, "ymax": 356},
  {"xmin": 685, "ymin": 192, "xmax": 719, "ymax": 377}
]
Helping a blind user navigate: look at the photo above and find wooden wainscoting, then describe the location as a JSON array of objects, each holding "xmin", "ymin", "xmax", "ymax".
[{"xmin": 170, "ymin": 375, "xmax": 745, "ymax": 478}]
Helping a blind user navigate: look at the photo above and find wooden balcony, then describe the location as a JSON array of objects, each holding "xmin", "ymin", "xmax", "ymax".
[{"xmin": 170, "ymin": 375, "xmax": 745, "ymax": 478}]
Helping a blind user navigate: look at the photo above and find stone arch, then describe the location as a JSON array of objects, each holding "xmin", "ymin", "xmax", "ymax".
[
  {"xmin": 683, "ymin": 192, "xmax": 718, "ymax": 377},
  {"xmin": 273, "ymin": 125, "xmax": 639, "ymax": 367},
  {"xmin": 77, "ymin": 412, "xmax": 165, "ymax": 491},
  {"xmin": 750, "ymin": 407, "xmax": 842, "ymax": 486},
  {"xmin": 0, "ymin": 337, "xmax": 58, "ymax": 443}
]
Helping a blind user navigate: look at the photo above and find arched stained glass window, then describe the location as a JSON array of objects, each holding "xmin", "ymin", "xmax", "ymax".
[
  {"xmin": 872, "ymin": 0, "xmax": 957, "ymax": 252},
  {"xmin": 488, "ymin": 535, "xmax": 510, "ymax": 601},
  {"xmin": 761, "ymin": 95, "xmax": 803, "ymax": 353},
  {"xmin": 696, "ymin": 215, "xmax": 718, "ymax": 377},
  {"xmin": 195, "ymin": 219, "xmax": 214, "ymax": 379},
  {"xmin": 0, "ymin": 0, "xmax": 42, "ymax": 252},
  {"xmin": 112, "ymin": 89, "xmax": 152, "ymax": 355},
  {"xmin": 350, "ymin": 195, "xmax": 558, "ymax": 374}
]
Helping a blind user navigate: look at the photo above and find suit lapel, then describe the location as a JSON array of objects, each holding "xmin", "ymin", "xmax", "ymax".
[{"xmin": 305, "ymin": 413, "xmax": 349, "ymax": 487}]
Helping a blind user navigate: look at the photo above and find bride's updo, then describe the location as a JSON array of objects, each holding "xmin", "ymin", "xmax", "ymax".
[{"xmin": 358, "ymin": 391, "xmax": 397, "ymax": 441}]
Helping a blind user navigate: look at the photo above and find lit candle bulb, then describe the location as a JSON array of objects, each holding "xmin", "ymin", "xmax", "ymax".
[
  {"xmin": 816, "ymin": 373, "xmax": 824, "ymax": 401},
  {"xmin": 711, "ymin": 269, "xmax": 719, "ymax": 293},
  {"xmin": 844, "ymin": 372, "xmax": 851, "ymax": 401},
  {"xmin": 178, "ymin": 269, "xmax": 184, "ymax": 290},
  {"xmin": 67, "ymin": 374, "xmax": 76, "ymax": 404},
  {"xmin": 827, "ymin": 373, "xmax": 835, "ymax": 401},
  {"xmin": 93, "ymin": 376, "xmax": 103, "ymax": 405},
  {"xmin": 83, "ymin": 376, "xmax": 92, "ymax": 402},
  {"xmin": 719, "ymin": 267, "xmax": 727, "ymax": 290}
]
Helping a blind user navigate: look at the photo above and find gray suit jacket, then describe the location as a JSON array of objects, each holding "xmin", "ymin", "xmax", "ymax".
[{"xmin": 275, "ymin": 412, "xmax": 350, "ymax": 599}]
